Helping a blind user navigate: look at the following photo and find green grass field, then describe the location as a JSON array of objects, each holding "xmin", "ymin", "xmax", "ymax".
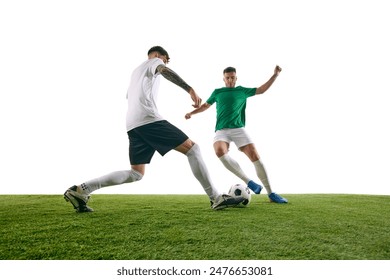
[{"xmin": 0, "ymin": 194, "xmax": 389, "ymax": 260}]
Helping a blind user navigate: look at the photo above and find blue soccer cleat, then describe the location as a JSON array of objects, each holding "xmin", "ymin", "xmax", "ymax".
[
  {"xmin": 268, "ymin": 192, "xmax": 288, "ymax": 203},
  {"xmin": 247, "ymin": 180, "xmax": 263, "ymax": 194}
]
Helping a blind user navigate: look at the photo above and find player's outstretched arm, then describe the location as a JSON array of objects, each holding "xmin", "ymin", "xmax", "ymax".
[
  {"xmin": 185, "ymin": 103, "xmax": 211, "ymax": 119},
  {"xmin": 156, "ymin": 65, "xmax": 201, "ymax": 108},
  {"xmin": 255, "ymin": 65, "xmax": 282, "ymax": 95}
]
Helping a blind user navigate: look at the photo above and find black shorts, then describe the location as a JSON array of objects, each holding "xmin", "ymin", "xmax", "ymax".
[{"xmin": 127, "ymin": 120, "xmax": 189, "ymax": 164}]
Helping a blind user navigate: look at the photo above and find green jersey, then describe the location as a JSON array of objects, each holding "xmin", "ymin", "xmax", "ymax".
[{"xmin": 206, "ymin": 86, "xmax": 256, "ymax": 131}]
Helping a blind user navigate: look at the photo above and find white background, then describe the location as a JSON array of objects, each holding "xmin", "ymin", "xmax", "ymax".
[{"xmin": 1, "ymin": 0, "xmax": 389, "ymax": 196}]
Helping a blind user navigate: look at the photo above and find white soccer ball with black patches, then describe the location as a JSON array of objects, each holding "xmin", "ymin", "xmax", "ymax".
[{"xmin": 228, "ymin": 184, "xmax": 251, "ymax": 207}]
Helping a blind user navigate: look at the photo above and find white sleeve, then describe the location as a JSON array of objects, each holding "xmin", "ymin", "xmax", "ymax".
[{"xmin": 150, "ymin": 58, "xmax": 165, "ymax": 76}]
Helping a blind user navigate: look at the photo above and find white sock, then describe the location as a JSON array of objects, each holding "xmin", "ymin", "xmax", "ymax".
[
  {"xmin": 253, "ymin": 160, "xmax": 272, "ymax": 194},
  {"xmin": 186, "ymin": 144, "xmax": 219, "ymax": 201},
  {"xmin": 219, "ymin": 154, "xmax": 250, "ymax": 184},
  {"xmin": 80, "ymin": 169, "xmax": 143, "ymax": 194}
]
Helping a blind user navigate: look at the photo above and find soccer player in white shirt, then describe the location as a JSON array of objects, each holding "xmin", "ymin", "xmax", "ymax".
[{"xmin": 64, "ymin": 46, "xmax": 243, "ymax": 212}]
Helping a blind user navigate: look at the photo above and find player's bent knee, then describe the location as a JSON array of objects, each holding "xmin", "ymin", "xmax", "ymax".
[
  {"xmin": 176, "ymin": 139, "xmax": 195, "ymax": 154},
  {"xmin": 214, "ymin": 148, "xmax": 227, "ymax": 158},
  {"xmin": 129, "ymin": 169, "xmax": 143, "ymax": 182}
]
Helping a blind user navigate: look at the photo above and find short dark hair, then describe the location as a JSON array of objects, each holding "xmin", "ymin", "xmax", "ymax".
[
  {"xmin": 148, "ymin": 46, "xmax": 170, "ymax": 62},
  {"xmin": 223, "ymin": 66, "xmax": 236, "ymax": 74}
]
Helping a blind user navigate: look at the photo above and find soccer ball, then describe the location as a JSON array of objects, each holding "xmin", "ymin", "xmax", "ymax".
[{"xmin": 228, "ymin": 184, "xmax": 251, "ymax": 207}]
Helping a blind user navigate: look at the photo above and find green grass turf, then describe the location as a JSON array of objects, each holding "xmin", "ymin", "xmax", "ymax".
[{"xmin": 0, "ymin": 194, "xmax": 389, "ymax": 260}]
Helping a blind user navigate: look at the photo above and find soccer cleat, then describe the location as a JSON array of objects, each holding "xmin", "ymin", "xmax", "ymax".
[
  {"xmin": 211, "ymin": 194, "xmax": 245, "ymax": 210},
  {"xmin": 64, "ymin": 185, "xmax": 93, "ymax": 213},
  {"xmin": 247, "ymin": 180, "xmax": 263, "ymax": 194},
  {"xmin": 268, "ymin": 192, "xmax": 288, "ymax": 203}
]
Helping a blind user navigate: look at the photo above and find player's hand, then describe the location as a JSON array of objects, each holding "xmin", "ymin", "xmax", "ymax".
[
  {"xmin": 275, "ymin": 65, "xmax": 282, "ymax": 75},
  {"xmin": 189, "ymin": 88, "xmax": 202, "ymax": 108},
  {"xmin": 185, "ymin": 113, "xmax": 192, "ymax": 120}
]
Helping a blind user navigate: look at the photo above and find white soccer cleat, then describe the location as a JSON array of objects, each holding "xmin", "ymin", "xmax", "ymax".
[
  {"xmin": 64, "ymin": 185, "xmax": 93, "ymax": 213},
  {"xmin": 211, "ymin": 194, "xmax": 245, "ymax": 210}
]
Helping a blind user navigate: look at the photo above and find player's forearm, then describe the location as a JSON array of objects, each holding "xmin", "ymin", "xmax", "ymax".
[
  {"xmin": 193, "ymin": 103, "xmax": 209, "ymax": 114},
  {"xmin": 256, "ymin": 73, "xmax": 279, "ymax": 94},
  {"xmin": 157, "ymin": 65, "xmax": 192, "ymax": 92},
  {"xmin": 185, "ymin": 103, "xmax": 210, "ymax": 119}
]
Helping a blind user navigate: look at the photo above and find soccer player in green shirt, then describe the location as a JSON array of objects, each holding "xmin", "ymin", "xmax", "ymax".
[{"xmin": 185, "ymin": 66, "xmax": 287, "ymax": 203}]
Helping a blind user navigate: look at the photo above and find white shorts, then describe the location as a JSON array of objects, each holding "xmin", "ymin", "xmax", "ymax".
[{"xmin": 213, "ymin": 128, "xmax": 253, "ymax": 149}]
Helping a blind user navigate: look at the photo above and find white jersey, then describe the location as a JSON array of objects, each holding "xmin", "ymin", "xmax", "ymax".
[{"xmin": 126, "ymin": 57, "xmax": 165, "ymax": 131}]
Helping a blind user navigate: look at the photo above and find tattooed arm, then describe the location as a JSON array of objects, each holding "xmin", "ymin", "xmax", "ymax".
[{"xmin": 156, "ymin": 64, "xmax": 201, "ymax": 108}]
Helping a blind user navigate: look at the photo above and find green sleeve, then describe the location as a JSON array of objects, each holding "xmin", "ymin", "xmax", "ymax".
[
  {"xmin": 206, "ymin": 90, "xmax": 216, "ymax": 105},
  {"xmin": 244, "ymin": 87, "xmax": 256, "ymax": 97}
]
